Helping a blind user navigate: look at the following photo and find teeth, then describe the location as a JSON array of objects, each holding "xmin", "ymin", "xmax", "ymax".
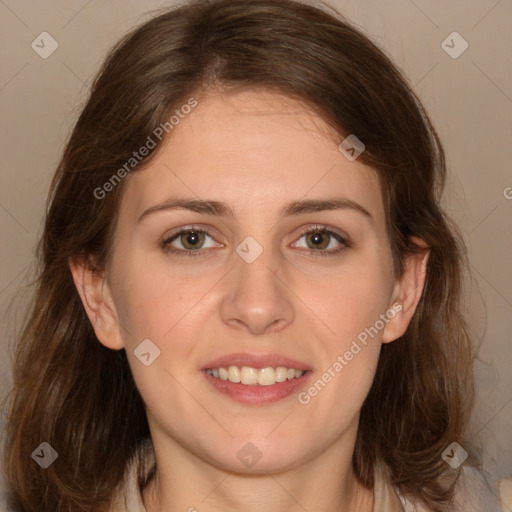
[
  {"xmin": 275, "ymin": 366, "xmax": 288, "ymax": 383},
  {"xmin": 227, "ymin": 365, "xmax": 241, "ymax": 383},
  {"xmin": 206, "ymin": 365, "xmax": 305, "ymax": 386},
  {"xmin": 258, "ymin": 367, "xmax": 275, "ymax": 386},
  {"xmin": 240, "ymin": 366, "xmax": 259, "ymax": 385}
]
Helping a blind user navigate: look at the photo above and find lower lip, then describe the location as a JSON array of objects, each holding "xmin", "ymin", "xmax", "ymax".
[{"xmin": 203, "ymin": 371, "xmax": 312, "ymax": 405}]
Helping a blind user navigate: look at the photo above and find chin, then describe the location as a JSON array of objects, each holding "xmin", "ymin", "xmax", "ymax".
[{"xmin": 204, "ymin": 439, "xmax": 310, "ymax": 475}]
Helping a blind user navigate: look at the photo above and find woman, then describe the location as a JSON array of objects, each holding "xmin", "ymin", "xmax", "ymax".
[{"xmin": 2, "ymin": 0, "xmax": 504, "ymax": 510}]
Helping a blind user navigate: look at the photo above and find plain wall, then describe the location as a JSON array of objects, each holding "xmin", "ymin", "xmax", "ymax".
[{"xmin": 1, "ymin": 0, "xmax": 511, "ymax": 507}]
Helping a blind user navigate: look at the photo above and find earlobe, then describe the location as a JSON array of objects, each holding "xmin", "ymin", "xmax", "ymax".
[
  {"xmin": 382, "ymin": 237, "xmax": 430, "ymax": 343},
  {"xmin": 69, "ymin": 255, "xmax": 124, "ymax": 350}
]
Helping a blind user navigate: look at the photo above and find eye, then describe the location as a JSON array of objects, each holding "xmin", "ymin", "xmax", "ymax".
[
  {"xmin": 161, "ymin": 226, "xmax": 222, "ymax": 257},
  {"xmin": 291, "ymin": 225, "xmax": 350, "ymax": 257},
  {"xmin": 161, "ymin": 224, "xmax": 350, "ymax": 258}
]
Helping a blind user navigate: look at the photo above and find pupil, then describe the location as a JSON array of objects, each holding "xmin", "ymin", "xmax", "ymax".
[
  {"xmin": 186, "ymin": 231, "xmax": 200, "ymax": 247},
  {"xmin": 309, "ymin": 231, "xmax": 328, "ymax": 249}
]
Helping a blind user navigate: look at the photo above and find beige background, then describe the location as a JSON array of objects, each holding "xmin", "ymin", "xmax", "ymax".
[{"xmin": 1, "ymin": 0, "xmax": 511, "ymax": 507}]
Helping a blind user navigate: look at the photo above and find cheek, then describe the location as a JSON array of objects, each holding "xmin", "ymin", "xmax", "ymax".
[
  {"xmin": 109, "ymin": 256, "xmax": 223, "ymax": 406},
  {"xmin": 113, "ymin": 265, "xmax": 207, "ymax": 412},
  {"xmin": 300, "ymin": 348, "xmax": 380, "ymax": 442},
  {"xmin": 297, "ymin": 254, "xmax": 394, "ymax": 351},
  {"xmin": 111, "ymin": 256, "xmax": 204, "ymax": 347},
  {"xmin": 292, "ymin": 253, "xmax": 392, "ymax": 413}
]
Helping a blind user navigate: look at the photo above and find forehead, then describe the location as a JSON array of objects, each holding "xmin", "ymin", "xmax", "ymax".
[{"xmin": 120, "ymin": 89, "xmax": 384, "ymax": 224}]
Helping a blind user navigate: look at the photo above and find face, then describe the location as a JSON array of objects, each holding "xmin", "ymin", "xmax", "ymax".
[{"xmin": 75, "ymin": 88, "xmax": 420, "ymax": 474}]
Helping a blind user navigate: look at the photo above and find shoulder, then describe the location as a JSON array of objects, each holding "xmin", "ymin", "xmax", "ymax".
[{"xmin": 396, "ymin": 465, "xmax": 506, "ymax": 512}]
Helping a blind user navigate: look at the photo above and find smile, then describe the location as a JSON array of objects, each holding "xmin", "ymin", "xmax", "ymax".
[{"xmin": 205, "ymin": 365, "xmax": 306, "ymax": 386}]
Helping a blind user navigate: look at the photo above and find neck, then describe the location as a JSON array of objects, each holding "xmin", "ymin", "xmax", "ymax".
[
  {"xmin": 142, "ymin": 419, "xmax": 374, "ymax": 512},
  {"xmin": 143, "ymin": 468, "xmax": 373, "ymax": 512}
]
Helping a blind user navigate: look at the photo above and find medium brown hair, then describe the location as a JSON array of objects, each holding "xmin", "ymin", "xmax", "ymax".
[{"xmin": 2, "ymin": 0, "xmax": 475, "ymax": 510}]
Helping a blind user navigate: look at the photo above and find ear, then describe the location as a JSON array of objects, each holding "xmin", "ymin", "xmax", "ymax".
[
  {"xmin": 382, "ymin": 237, "xmax": 430, "ymax": 343},
  {"xmin": 69, "ymin": 254, "xmax": 124, "ymax": 350}
]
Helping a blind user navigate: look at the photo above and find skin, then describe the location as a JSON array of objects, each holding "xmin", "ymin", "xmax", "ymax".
[{"xmin": 70, "ymin": 88, "xmax": 428, "ymax": 512}]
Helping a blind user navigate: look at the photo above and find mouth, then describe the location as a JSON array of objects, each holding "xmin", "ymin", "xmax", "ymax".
[
  {"xmin": 201, "ymin": 353, "xmax": 312, "ymax": 405},
  {"xmin": 205, "ymin": 365, "xmax": 306, "ymax": 386}
]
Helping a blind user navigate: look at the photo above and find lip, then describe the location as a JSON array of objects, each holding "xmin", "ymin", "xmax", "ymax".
[
  {"xmin": 201, "ymin": 352, "xmax": 311, "ymax": 371},
  {"xmin": 203, "ymin": 369, "xmax": 313, "ymax": 405}
]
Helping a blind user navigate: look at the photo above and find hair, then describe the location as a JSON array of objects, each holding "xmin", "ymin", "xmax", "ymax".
[{"xmin": 2, "ymin": 0, "xmax": 476, "ymax": 510}]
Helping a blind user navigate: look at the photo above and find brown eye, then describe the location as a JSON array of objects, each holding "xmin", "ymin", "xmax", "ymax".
[
  {"xmin": 177, "ymin": 230, "xmax": 206, "ymax": 250},
  {"xmin": 291, "ymin": 226, "xmax": 350, "ymax": 258},
  {"xmin": 161, "ymin": 227, "xmax": 223, "ymax": 257},
  {"xmin": 304, "ymin": 230, "xmax": 331, "ymax": 250}
]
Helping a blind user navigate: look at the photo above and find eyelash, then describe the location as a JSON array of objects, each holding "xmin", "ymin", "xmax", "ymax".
[{"xmin": 161, "ymin": 224, "xmax": 350, "ymax": 259}]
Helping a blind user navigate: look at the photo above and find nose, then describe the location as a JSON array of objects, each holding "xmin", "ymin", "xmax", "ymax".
[{"xmin": 219, "ymin": 244, "xmax": 294, "ymax": 335}]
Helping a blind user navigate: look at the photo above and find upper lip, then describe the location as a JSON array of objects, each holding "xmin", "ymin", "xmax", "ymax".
[{"xmin": 202, "ymin": 352, "xmax": 311, "ymax": 371}]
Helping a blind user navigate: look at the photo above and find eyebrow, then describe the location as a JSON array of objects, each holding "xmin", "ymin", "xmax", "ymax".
[{"xmin": 137, "ymin": 196, "xmax": 373, "ymax": 223}]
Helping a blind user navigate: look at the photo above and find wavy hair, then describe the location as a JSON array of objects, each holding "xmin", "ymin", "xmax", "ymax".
[{"xmin": 2, "ymin": 0, "xmax": 475, "ymax": 510}]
